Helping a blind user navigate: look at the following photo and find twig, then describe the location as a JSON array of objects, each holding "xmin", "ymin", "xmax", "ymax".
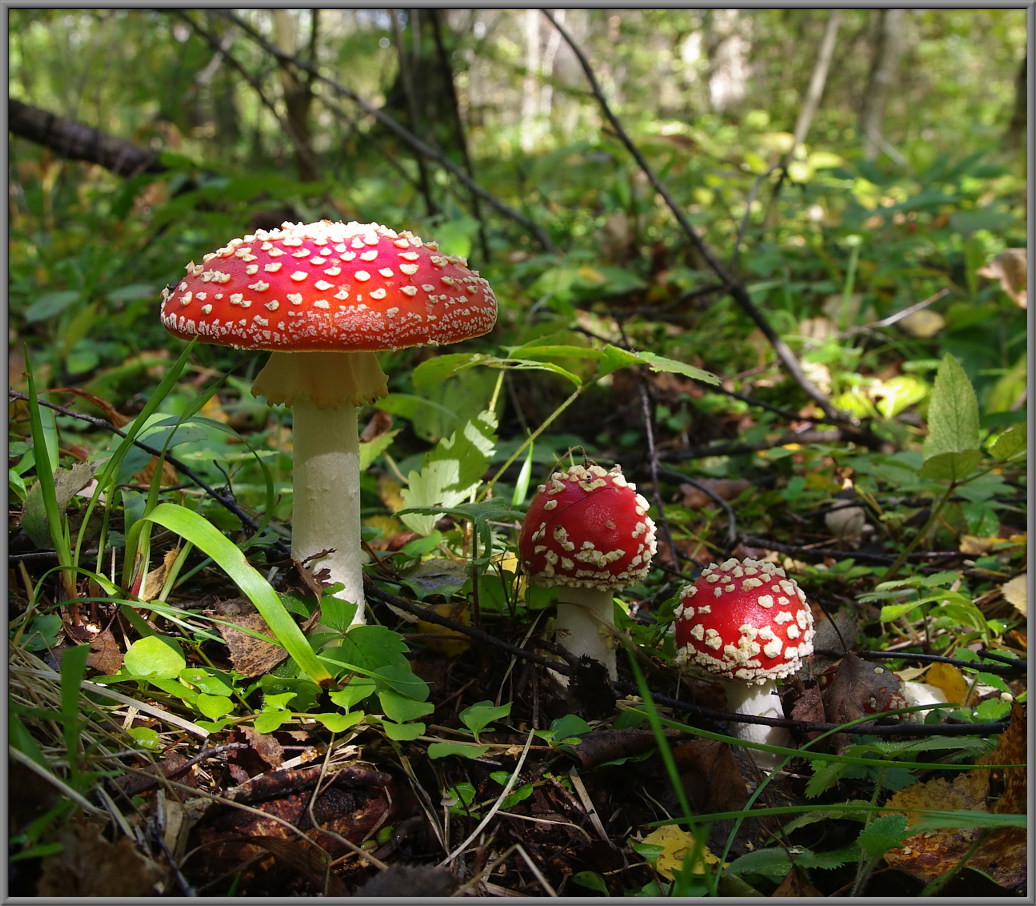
[
  {"xmin": 823, "ymin": 647, "xmax": 1027, "ymax": 679},
  {"xmin": 739, "ymin": 533, "xmax": 958, "ymax": 566},
  {"xmin": 368, "ymin": 581, "xmax": 1003, "ymax": 738}
]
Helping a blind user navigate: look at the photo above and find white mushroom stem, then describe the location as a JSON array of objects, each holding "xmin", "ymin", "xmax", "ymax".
[
  {"xmin": 721, "ymin": 678, "xmax": 792, "ymax": 773},
  {"xmin": 253, "ymin": 350, "xmax": 390, "ymax": 629},
  {"xmin": 290, "ymin": 398, "xmax": 365, "ymax": 626},
  {"xmin": 553, "ymin": 586, "xmax": 618, "ymax": 681}
]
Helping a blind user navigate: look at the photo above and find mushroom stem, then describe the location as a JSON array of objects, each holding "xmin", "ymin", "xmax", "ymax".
[
  {"xmin": 290, "ymin": 397, "xmax": 366, "ymax": 627},
  {"xmin": 553, "ymin": 586, "xmax": 618, "ymax": 681},
  {"xmin": 721, "ymin": 679, "xmax": 792, "ymax": 773}
]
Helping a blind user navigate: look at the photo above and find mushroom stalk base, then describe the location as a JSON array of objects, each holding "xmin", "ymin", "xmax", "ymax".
[
  {"xmin": 722, "ymin": 679, "xmax": 792, "ymax": 773},
  {"xmin": 290, "ymin": 398, "xmax": 366, "ymax": 627},
  {"xmin": 553, "ymin": 586, "xmax": 618, "ymax": 682}
]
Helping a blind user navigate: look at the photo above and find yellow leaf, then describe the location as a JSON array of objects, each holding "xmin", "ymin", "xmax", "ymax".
[
  {"xmin": 640, "ymin": 825, "xmax": 722, "ymax": 880},
  {"xmin": 415, "ymin": 600, "xmax": 471, "ymax": 657},
  {"xmin": 1001, "ymin": 573, "xmax": 1027, "ymax": 615},
  {"xmin": 923, "ymin": 662, "xmax": 969, "ymax": 707}
]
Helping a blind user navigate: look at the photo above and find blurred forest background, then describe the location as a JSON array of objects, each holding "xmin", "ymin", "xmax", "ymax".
[{"xmin": 7, "ymin": 8, "xmax": 1030, "ymax": 899}]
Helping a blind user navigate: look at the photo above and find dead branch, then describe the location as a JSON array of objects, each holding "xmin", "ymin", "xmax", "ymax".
[{"xmin": 9, "ymin": 97, "xmax": 165, "ymax": 178}]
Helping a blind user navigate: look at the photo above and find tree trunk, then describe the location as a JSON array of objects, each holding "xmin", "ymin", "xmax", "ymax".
[
  {"xmin": 787, "ymin": 11, "xmax": 843, "ymax": 159},
  {"xmin": 1005, "ymin": 55, "xmax": 1026, "ymax": 154},
  {"xmin": 859, "ymin": 9, "xmax": 906, "ymax": 161},
  {"xmin": 705, "ymin": 8, "xmax": 752, "ymax": 113},
  {"xmin": 271, "ymin": 9, "xmax": 320, "ymax": 182}
]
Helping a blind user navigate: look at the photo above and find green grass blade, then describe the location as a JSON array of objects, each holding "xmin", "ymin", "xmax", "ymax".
[{"xmin": 141, "ymin": 502, "xmax": 332, "ymax": 687}]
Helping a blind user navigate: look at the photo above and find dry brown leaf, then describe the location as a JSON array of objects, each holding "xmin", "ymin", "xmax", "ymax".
[
  {"xmin": 140, "ymin": 547, "xmax": 181, "ymax": 603},
  {"xmin": 977, "ymin": 249, "xmax": 1027, "ymax": 308},
  {"xmin": 85, "ymin": 628, "xmax": 123, "ymax": 674},
  {"xmin": 882, "ymin": 704, "xmax": 1027, "ymax": 890},
  {"xmin": 772, "ymin": 864, "xmax": 824, "ymax": 897},
  {"xmin": 219, "ymin": 613, "xmax": 288, "ymax": 677},
  {"xmin": 678, "ymin": 478, "xmax": 752, "ymax": 510},
  {"xmin": 238, "ymin": 725, "xmax": 286, "ymax": 769},
  {"xmin": 822, "ymin": 653, "xmax": 901, "ymax": 725},
  {"xmin": 37, "ymin": 818, "xmax": 165, "ymax": 896}
]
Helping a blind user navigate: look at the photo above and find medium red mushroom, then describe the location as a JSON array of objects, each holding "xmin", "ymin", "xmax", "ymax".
[
  {"xmin": 161, "ymin": 220, "xmax": 497, "ymax": 627},
  {"xmin": 673, "ymin": 557, "xmax": 815, "ymax": 771},
  {"xmin": 519, "ymin": 463, "xmax": 657, "ymax": 680}
]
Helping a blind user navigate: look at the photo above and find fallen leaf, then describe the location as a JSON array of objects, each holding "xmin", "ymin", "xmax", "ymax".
[
  {"xmin": 882, "ymin": 704, "xmax": 1027, "ymax": 890},
  {"xmin": 639, "ymin": 825, "xmax": 723, "ymax": 880},
  {"xmin": 37, "ymin": 818, "xmax": 164, "ymax": 896},
  {"xmin": 238, "ymin": 725, "xmax": 286, "ymax": 768},
  {"xmin": 772, "ymin": 864, "xmax": 823, "ymax": 897},
  {"xmin": 822, "ymin": 653, "xmax": 901, "ymax": 725},
  {"xmin": 922, "ymin": 662, "xmax": 969, "ymax": 707},
  {"xmin": 898, "ymin": 309, "xmax": 945, "ymax": 338},
  {"xmin": 679, "ymin": 479, "xmax": 751, "ymax": 510},
  {"xmin": 85, "ymin": 628, "xmax": 123, "ymax": 674},
  {"xmin": 1001, "ymin": 573, "xmax": 1027, "ymax": 615},
  {"xmin": 140, "ymin": 547, "xmax": 181, "ymax": 603},
  {"xmin": 210, "ymin": 601, "xmax": 289, "ymax": 678},
  {"xmin": 977, "ymin": 249, "xmax": 1027, "ymax": 308}
]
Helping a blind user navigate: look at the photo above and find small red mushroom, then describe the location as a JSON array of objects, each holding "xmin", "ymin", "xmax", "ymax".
[
  {"xmin": 519, "ymin": 462, "xmax": 657, "ymax": 680},
  {"xmin": 161, "ymin": 220, "xmax": 497, "ymax": 627},
  {"xmin": 673, "ymin": 557, "xmax": 815, "ymax": 771}
]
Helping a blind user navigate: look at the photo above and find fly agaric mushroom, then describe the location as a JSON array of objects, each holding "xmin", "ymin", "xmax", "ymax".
[
  {"xmin": 519, "ymin": 463, "xmax": 657, "ymax": 681},
  {"xmin": 161, "ymin": 220, "xmax": 497, "ymax": 627},
  {"xmin": 673, "ymin": 557, "xmax": 815, "ymax": 771}
]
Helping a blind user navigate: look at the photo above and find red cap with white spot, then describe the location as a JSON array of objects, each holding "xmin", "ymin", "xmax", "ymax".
[
  {"xmin": 519, "ymin": 463, "xmax": 657, "ymax": 592},
  {"xmin": 159, "ymin": 220, "xmax": 497, "ymax": 352},
  {"xmin": 673, "ymin": 558, "xmax": 815, "ymax": 684}
]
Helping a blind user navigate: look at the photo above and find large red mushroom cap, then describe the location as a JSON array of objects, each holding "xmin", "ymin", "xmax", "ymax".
[
  {"xmin": 160, "ymin": 220, "xmax": 497, "ymax": 353},
  {"xmin": 674, "ymin": 558, "xmax": 815, "ymax": 684},
  {"xmin": 519, "ymin": 463, "xmax": 657, "ymax": 593}
]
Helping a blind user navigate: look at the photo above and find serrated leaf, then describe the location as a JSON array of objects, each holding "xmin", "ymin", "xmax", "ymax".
[
  {"xmin": 923, "ymin": 355, "xmax": 980, "ymax": 468},
  {"xmin": 805, "ymin": 756, "xmax": 853, "ymax": 798},
  {"xmin": 410, "ymin": 352, "xmax": 498, "ymax": 390},
  {"xmin": 856, "ymin": 814, "xmax": 910, "ymax": 859},
  {"xmin": 988, "ymin": 422, "xmax": 1026, "ymax": 461},
  {"xmin": 21, "ymin": 460, "xmax": 99, "ymax": 547},
  {"xmin": 400, "ymin": 410, "xmax": 498, "ymax": 535},
  {"xmin": 917, "ymin": 449, "xmax": 982, "ymax": 481}
]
